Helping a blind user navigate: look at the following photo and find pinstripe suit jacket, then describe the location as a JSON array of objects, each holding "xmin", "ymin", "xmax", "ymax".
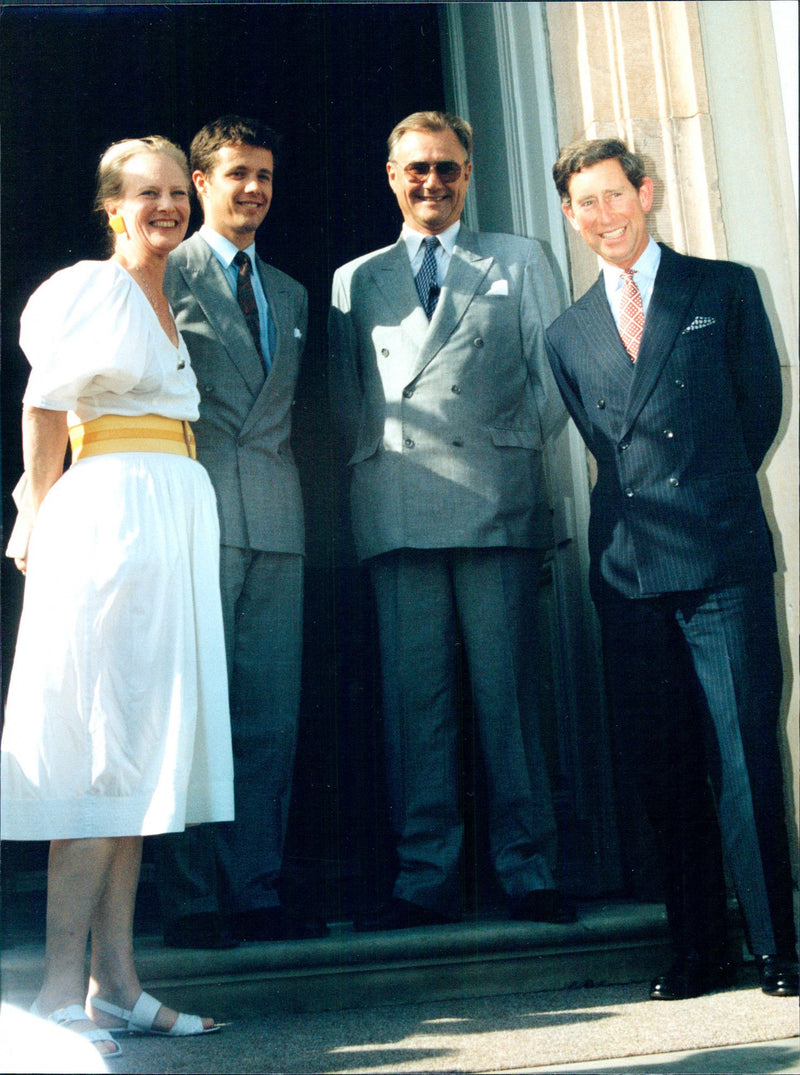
[
  {"xmin": 545, "ymin": 244, "xmax": 782, "ymax": 598},
  {"xmin": 329, "ymin": 227, "xmax": 564, "ymax": 562},
  {"xmin": 165, "ymin": 233, "xmax": 307, "ymax": 554}
]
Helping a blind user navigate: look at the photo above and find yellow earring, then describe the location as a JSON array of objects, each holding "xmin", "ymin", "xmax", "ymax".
[{"xmin": 109, "ymin": 215, "xmax": 128, "ymax": 236}]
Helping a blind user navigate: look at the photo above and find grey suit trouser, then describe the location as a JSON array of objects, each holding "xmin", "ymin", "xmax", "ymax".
[
  {"xmin": 158, "ymin": 548, "xmax": 303, "ymax": 918},
  {"xmin": 369, "ymin": 546, "xmax": 557, "ymax": 916}
]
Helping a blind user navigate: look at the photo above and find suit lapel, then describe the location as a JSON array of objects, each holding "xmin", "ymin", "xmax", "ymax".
[
  {"xmin": 365, "ymin": 229, "xmax": 494, "ymax": 383},
  {"xmin": 180, "ymin": 234, "xmax": 266, "ymax": 396},
  {"xmin": 255, "ymin": 255, "xmax": 288, "ymax": 370},
  {"xmin": 622, "ymin": 245, "xmax": 703, "ymax": 434},
  {"xmin": 368, "ymin": 239, "xmax": 429, "ymax": 351},
  {"xmin": 244, "ymin": 256, "xmax": 298, "ymax": 424},
  {"xmin": 571, "ymin": 276, "xmax": 636, "ymax": 409},
  {"xmin": 414, "ymin": 229, "xmax": 494, "ymax": 378}
]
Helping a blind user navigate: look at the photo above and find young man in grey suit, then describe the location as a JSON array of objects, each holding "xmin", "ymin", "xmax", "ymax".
[
  {"xmin": 546, "ymin": 138, "xmax": 797, "ymax": 999},
  {"xmin": 330, "ymin": 111, "xmax": 572, "ymax": 930},
  {"xmin": 158, "ymin": 116, "xmax": 325, "ymax": 947}
]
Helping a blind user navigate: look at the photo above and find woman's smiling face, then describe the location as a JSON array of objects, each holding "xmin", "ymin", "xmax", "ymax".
[{"xmin": 108, "ymin": 152, "xmax": 191, "ymax": 257}]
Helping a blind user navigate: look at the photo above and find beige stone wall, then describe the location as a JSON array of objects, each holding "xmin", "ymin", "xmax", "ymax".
[
  {"xmin": 545, "ymin": 0, "xmax": 799, "ymax": 875},
  {"xmin": 546, "ymin": 1, "xmax": 725, "ymax": 287}
]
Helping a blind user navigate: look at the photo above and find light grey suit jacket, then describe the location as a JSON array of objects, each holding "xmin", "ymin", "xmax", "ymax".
[
  {"xmin": 329, "ymin": 227, "xmax": 564, "ymax": 561},
  {"xmin": 165, "ymin": 232, "xmax": 307, "ymax": 554}
]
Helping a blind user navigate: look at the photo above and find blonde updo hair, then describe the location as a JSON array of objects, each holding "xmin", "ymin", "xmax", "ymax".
[{"xmin": 95, "ymin": 135, "xmax": 190, "ymax": 249}]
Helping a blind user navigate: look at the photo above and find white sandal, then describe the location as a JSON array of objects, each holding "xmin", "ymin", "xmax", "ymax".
[
  {"xmin": 90, "ymin": 991, "xmax": 223, "ymax": 1036},
  {"xmin": 31, "ymin": 1002, "xmax": 124, "ymax": 1057}
]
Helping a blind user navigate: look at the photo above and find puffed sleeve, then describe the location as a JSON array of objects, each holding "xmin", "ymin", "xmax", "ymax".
[{"xmin": 21, "ymin": 261, "xmax": 150, "ymax": 411}]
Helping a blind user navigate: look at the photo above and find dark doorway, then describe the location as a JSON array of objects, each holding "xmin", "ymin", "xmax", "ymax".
[{"xmin": 1, "ymin": 3, "xmax": 445, "ymax": 929}]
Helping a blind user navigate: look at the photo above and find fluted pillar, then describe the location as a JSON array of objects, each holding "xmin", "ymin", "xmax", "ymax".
[{"xmin": 546, "ymin": 1, "xmax": 725, "ymax": 294}]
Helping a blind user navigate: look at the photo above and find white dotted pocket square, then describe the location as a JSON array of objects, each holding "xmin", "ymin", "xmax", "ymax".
[
  {"xmin": 486, "ymin": 279, "xmax": 509, "ymax": 297},
  {"xmin": 294, "ymin": 327, "xmax": 303, "ymax": 338},
  {"xmin": 682, "ymin": 315, "xmax": 716, "ymax": 333}
]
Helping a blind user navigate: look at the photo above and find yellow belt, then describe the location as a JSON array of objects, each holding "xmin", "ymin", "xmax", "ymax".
[{"xmin": 69, "ymin": 414, "xmax": 197, "ymax": 462}]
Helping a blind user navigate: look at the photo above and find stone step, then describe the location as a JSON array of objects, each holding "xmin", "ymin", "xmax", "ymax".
[{"xmin": 1, "ymin": 901, "xmax": 694, "ymax": 1019}]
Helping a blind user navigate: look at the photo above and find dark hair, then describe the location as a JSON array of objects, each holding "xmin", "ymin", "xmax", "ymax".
[
  {"xmin": 190, "ymin": 115, "xmax": 281, "ymax": 175},
  {"xmin": 552, "ymin": 138, "xmax": 646, "ymax": 204},
  {"xmin": 387, "ymin": 110, "xmax": 473, "ymax": 161}
]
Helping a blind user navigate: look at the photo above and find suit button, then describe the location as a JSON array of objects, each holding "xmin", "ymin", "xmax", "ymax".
[
  {"xmin": 381, "ymin": 348, "xmax": 389, "ymax": 357},
  {"xmin": 674, "ymin": 379, "xmax": 685, "ymax": 389},
  {"xmin": 473, "ymin": 337, "xmax": 484, "ymax": 348},
  {"xmin": 451, "ymin": 384, "xmax": 462, "ymax": 394},
  {"xmin": 452, "ymin": 439, "xmax": 464, "ymax": 448},
  {"xmin": 402, "ymin": 387, "xmax": 414, "ymax": 398},
  {"xmin": 624, "ymin": 487, "xmax": 635, "ymax": 498},
  {"xmin": 619, "ymin": 440, "xmax": 630, "ymax": 452},
  {"xmin": 404, "ymin": 438, "xmax": 415, "ymax": 449},
  {"xmin": 663, "ymin": 429, "xmax": 674, "ymax": 439},
  {"xmin": 204, "ymin": 384, "xmax": 214, "ymax": 393},
  {"xmin": 669, "ymin": 477, "xmax": 680, "ymax": 487},
  {"xmin": 597, "ymin": 398, "xmax": 606, "ymax": 409}
]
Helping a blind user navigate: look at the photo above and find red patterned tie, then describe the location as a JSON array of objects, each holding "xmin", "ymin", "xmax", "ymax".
[{"xmin": 619, "ymin": 269, "xmax": 644, "ymax": 362}]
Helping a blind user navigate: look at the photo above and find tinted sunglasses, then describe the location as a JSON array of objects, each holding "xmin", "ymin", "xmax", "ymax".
[{"xmin": 401, "ymin": 160, "xmax": 466, "ymax": 183}]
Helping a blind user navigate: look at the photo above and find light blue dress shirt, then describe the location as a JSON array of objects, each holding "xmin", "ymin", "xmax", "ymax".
[
  {"xmin": 602, "ymin": 235, "xmax": 661, "ymax": 331},
  {"xmin": 401, "ymin": 220, "xmax": 461, "ymax": 285},
  {"xmin": 199, "ymin": 224, "xmax": 272, "ymax": 366}
]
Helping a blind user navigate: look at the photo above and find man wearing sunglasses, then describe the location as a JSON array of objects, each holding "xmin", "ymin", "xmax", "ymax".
[{"xmin": 330, "ymin": 111, "xmax": 570, "ymax": 931}]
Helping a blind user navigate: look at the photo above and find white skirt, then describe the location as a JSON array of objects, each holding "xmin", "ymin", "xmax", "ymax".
[{"xmin": 1, "ymin": 452, "xmax": 234, "ymax": 840}]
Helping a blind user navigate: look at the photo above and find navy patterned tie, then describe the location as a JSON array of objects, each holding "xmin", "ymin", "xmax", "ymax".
[
  {"xmin": 415, "ymin": 236, "xmax": 440, "ymax": 319},
  {"xmin": 233, "ymin": 251, "xmax": 265, "ymax": 366}
]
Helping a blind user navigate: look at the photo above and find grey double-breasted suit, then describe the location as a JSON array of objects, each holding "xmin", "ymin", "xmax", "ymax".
[
  {"xmin": 331, "ymin": 228, "xmax": 564, "ymax": 559},
  {"xmin": 158, "ymin": 232, "xmax": 307, "ymax": 923},
  {"xmin": 165, "ymin": 232, "xmax": 306, "ymax": 554},
  {"xmin": 330, "ymin": 226, "xmax": 566, "ymax": 915}
]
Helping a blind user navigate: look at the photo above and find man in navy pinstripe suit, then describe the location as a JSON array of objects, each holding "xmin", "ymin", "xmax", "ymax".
[{"xmin": 546, "ymin": 138, "xmax": 797, "ymax": 1000}]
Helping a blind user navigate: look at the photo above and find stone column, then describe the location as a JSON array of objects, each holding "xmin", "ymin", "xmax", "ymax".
[{"xmin": 546, "ymin": 1, "xmax": 725, "ymax": 293}]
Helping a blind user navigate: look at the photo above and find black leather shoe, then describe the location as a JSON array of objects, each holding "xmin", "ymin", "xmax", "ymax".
[
  {"xmin": 510, "ymin": 889, "xmax": 577, "ymax": 925},
  {"xmin": 649, "ymin": 955, "xmax": 734, "ymax": 1000},
  {"xmin": 353, "ymin": 898, "xmax": 454, "ymax": 932},
  {"xmin": 756, "ymin": 955, "xmax": 799, "ymax": 997},
  {"xmin": 163, "ymin": 911, "xmax": 239, "ymax": 950},
  {"xmin": 232, "ymin": 906, "xmax": 329, "ymax": 942}
]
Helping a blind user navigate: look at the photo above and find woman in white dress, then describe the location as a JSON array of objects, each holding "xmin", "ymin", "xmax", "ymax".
[{"xmin": 1, "ymin": 137, "xmax": 234, "ymax": 1057}]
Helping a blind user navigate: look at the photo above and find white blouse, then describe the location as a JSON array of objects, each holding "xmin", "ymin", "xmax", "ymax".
[{"xmin": 21, "ymin": 260, "xmax": 198, "ymax": 424}]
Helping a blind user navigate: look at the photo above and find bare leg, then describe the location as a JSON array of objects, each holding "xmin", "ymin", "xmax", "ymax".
[
  {"xmin": 86, "ymin": 836, "xmax": 142, "ymax": 1010},
  {"xmin": 34, "ymin": 837, "xmax": 120, "ymax": 1057},
  {"xmin": 87, "ymin": 836, "xmax": 215, "ymax": 1032}
]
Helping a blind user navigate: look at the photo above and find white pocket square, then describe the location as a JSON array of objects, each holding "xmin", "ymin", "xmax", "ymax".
[
  {"xmin": 294, "ymin": 327, "xmax": 303, "ymax": 339},
  {"xmin": 486, "ymin": 279, "xmax": 509, "ymax": 297},
  {"xmin": 682, "ymin": 316, "xmax": 716, "ymax": 333}
]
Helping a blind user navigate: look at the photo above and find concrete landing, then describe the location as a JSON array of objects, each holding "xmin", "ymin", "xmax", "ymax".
[{"xmin": 4, "ymin": 901, "xmax": 687, "ymax": 1018}]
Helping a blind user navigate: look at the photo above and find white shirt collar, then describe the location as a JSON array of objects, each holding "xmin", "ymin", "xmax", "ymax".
[
  {"xmin": 401, "ymin": 220, "xmax": 461, "ymax": 259},
  {"xmin": 601, "ymin": 235, "xmax": 660, "ymax": 291},
  {"xmin": 601, "ymin": 235, "xmax": 661, "ymax": 316}
]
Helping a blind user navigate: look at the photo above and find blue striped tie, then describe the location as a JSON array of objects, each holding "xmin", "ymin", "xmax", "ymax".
[{"xmin": 415, "ymin": 236, "xmax": 440, "ymax": 318}]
